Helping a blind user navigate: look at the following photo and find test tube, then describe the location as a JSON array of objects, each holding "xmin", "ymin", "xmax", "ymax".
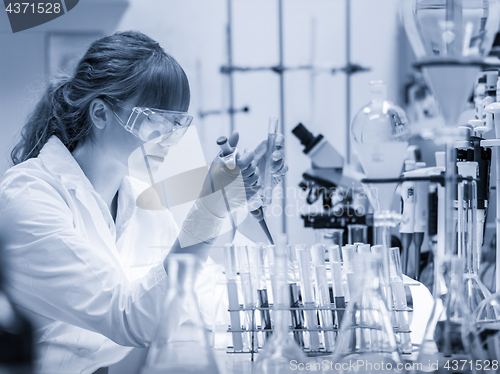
[
  {"xmin": 371, "ymin": 245, "xmax": 388, "ymax": 301},
  {"xmin": 296, "ymin": 244, "xmax": 320, "ymax": 351},
  {"xmin": 223, "ymin": 244, "xmax": 243, "ymax": 351},
  {"xmin": 315, "ymin": 229, "xmax": 344, "ymax": 261},
  {"xmin": 311, "ymin": 244, "xmax": 335, "ymax": 352},
  {"xmin": 357, "ymin": 243, "xmax": 371, "ymax": 254},
  {"xmin": 341, "ymin": 245, "xmax": 356, "ymax": 302},
  {"xmin": 263, "ymin": 118, "xmax": 278, "ymax": 206},
  {"xmin": 236, "ymin": 245, "xmax": 255, "ymax": 352},
  {"xmin": 327, "ymin": 245, "xmax": 345, "ymax": 329},
  {"xmin": 287, "ymin": 245, "xmax": 304, "ymax": 347},
  {"xmin": 389, "ymin": 247, "xmax": 412, "ymax": 354},
  {"xmin": 251, "ymin": 244, "xmax": 271, "ymax": 341},
  {"xmin": 347, "ymin": 224, "xmax": 368, "ymax": 245}
]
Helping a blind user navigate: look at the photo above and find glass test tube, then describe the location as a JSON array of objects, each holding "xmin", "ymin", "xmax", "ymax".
[
  {"xmin": 263, "ymin": 118, "xmax": 278, "ymax": 206},
  {"xmin": 348, "ymin": 224, "xmax": 368, "ymax": 244},
  {"xmin": 328, "ymin": 245, "xmax": 345, "ymax": 329},
  {"xmin": 236, "ymin": 245, "xmax": 255, "ymax": 352},
  {"xmin": 287, "ymin": 245, "xmax": 305, "ymax": 347},
  {"xmin": 389, "ymin": 247, "xmax": 412, "ymax": 354},
  {"xmin": 251, "ymin": 244, "xmax": 271, "ymax": 341},
  {"xmin": 223, "ymin": 244, "xmax": 243, "ymax": 351},
  {"xmin": 296, "ymin": 245, "xmax": 320, "ymax": 351},
  {"xmin": 342, "ymin": 245, "xmax": 356, "ymax": 302},
  {"xmin": 311, "ymin": 244, "xmax": 335, "ymax": 351},
  {"xmin": 315, "ymin": 228, "xmax": 344, "ymax": 260}
]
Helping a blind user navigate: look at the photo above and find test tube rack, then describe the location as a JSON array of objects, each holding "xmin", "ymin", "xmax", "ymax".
[{"xmin": 224, "ymin": 282, "xmax": 413, "ymax": 360}]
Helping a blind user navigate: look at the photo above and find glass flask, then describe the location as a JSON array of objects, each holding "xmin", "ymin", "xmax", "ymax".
[
  {"xmin": 142, "ymin": 254, "xmax": 219, "ymax": 374},
  {"xmin": 413, "ymin": 257, "xmax": 473, "ymax": 374},
  {"xmin": 256, "ymin": 235, "xmax": 307, "ymax": 374},
  {"xmin": 456, "ymin": 162, "xmax": 491, "ymax": 314},
  {"xmin": 351, "ymin": 80, "xmax": 410, "ymax": 311},
  {"xmin": 0, "ymin": 246, "xmax": 33, "ymax": 374},
  {"xmin": 466, "ymin": 292, "xmax": 500, "ymax": 368},
  {"xmin": 331, "ymin": 252, "xmax": 403, "ymax": 374}
]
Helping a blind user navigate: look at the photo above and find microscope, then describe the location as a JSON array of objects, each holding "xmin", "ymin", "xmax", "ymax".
[{"xmin": 291, "ymin": 123, "xmax": 372, "ymax": 243}]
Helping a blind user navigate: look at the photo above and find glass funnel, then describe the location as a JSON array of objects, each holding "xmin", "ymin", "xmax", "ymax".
[
  {"xmin": 255, "ymin": 235, "xmax": 307, "ymax": 374},
  {"xmin": 331, "ymin": 252, "xmax": 403, "ymax": 373},
  {"xmin": 142, "ymin": 254, "xmax": 219, "ymax": 374}
]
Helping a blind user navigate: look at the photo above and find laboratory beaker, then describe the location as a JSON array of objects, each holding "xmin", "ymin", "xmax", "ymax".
[
  {"xmin": 331, "ymin": 252, "xmax": 403, "ymax": 373},
  {"xmin": 413, "ymin": 257, "xmax": 473, "ymax": 374},
  {"xmin": 256, "ymin": 235, "xmax": 307, "ymax": 373},
  {"xmin": 347, "ymin": 224, "xmax": 368, "ymax": 245},
  {"xmin": 142, "ymin": 254, "xmax": 219, "ymax": 374}
]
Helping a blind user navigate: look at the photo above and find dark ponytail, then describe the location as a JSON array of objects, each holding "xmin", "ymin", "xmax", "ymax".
[{"xmin": 11, "ymin": 31, "xmax": 190, "ymax": 165}]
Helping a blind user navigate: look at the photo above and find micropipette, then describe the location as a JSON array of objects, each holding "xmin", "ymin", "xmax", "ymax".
[
  {"xmin": 216, "ymin": 136, "xmax": 274, "ymax": 245},
  {"xmin": 263, "ymin": 118, "xmax": 278, "ymax": 206}
]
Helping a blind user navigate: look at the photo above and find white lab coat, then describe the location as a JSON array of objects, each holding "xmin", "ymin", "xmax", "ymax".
[{"xmin": 0, "ymin": 136, "xmax": 180, "ymax": 373}]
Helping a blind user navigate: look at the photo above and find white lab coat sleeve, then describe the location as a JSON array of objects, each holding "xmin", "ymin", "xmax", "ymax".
[{"xmin": 0, "ymin": 172, "xmax": 168, "ymax": 348}]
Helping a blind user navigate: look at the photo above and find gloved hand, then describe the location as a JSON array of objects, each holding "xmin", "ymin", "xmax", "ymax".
[{"xmin": 178, "ymin": 131, "xmax": 258, "ymax": 247}]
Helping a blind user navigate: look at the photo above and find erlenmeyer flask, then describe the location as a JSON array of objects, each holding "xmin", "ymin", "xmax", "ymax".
[
  {"xmin": 466, "ymin": 292, "xmax": 500, "ymax": 368},
  {"xmin": 142, "ymin": 254, "xmax": 219, "ymax": 374},
  {"xmin": 413, "ymin": 257, "xmax": 472, "ymax": 374},
  {"xmin": 331, "ymin": 252, "xmax": 403, "ymax": 373},
  {"xmin": 255, "ymin": 235, "xmax": 307, "ymax": 373}
]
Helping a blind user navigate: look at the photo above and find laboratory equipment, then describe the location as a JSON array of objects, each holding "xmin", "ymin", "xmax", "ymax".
[
  {"xmin": 217, "ymin": 136, "xmax": 274, "ymax": 245},
  {"xmin": 331, "ymin": 252, "xmax": 403, "ymax": 374},
  {"xmin": 286, "ymin": 245, "xmax": 305, "ymax": 347},
  {"xmin": 456, "ymin": 162, "xmax": 491, "ymax": 314},
  {"xmin": 412, "ymin": 162, "xmax": 429, "ymax": 280},
  {"xmin": 328, "ymin": 244, "xmax": 345, "ymax": 326},
  {"xmin": 251, "ymin": 244, "xmax": 272, "ymax": 342},
  {"xmin": 400, "ymin": 160, "xmax": 416, "ymax": 276},
  {"xmin": 291, "ymin": 123, "xmax": 370, "ymax": 238},
  {"xmin": 296, "ymin": 244, "xmax": 321, "ymax": 351},
  {"xmin": 311, "ymin": 244, "xmax": 335, "ymax": 352},
  {"xmin": 413, "ymin": 258, "xmax": 472, "ymax": 373},
  {"xmin": 263, "ymin": 118, "xmax": 278, "ymax": 206},
  {"xmin": 237, "ymin": 245, "xmax": 256, "ymax": 352},
  {"xmin": 468, "ymin": 292, "xmax": 500, "ymax": 365},
  {"xmin": 315, "ymin": 228, "xmax": 343, "ymax": 249},
  {"xmin": 142, "ymin": 254, "xmax": 219, "ymax": 374},
  {"xmin": 0, "ymin": 246, "xmax": 33, "ymax": 374},
  {"xmin": 341, "ymin": 244, "xmax": 357, "ymax": 302},
  {"xmin": 351, "ymin": 80, "xmax": 410, "ymax": 312},
  {"xmin": 105, "ymin": 98, "xmax": 193, "ymax": 143},
  {"xmin": 401, "ymin": 2, "xmax": 500, "ymax": 370},
  {"xmin": 224, "ymin": 244, "xmax": 243, "ymax": 352},
  {"xmin": 389, "ymin": 247, "xmax": 412, "ymax": 354},
  {"xmin": 255, "ymin": 236, "xmax": 307, "ymax": 373},
  {"xmin": 347, "ymin": 224, "xmax": 368, "ymax": 245}
]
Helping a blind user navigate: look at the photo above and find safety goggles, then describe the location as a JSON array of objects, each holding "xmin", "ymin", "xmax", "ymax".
[{"xmin": 106, "ymin": 99, "xmax": 193, "ymax": 143}]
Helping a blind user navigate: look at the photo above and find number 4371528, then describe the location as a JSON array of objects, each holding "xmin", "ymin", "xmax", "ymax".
[
  {"xmin": 444, "ymin": 360, "xmax": 499, "ymax": 371},
  {"xmin": 5, "ymin": 2, "xmax": 61, "ymax": 14}
]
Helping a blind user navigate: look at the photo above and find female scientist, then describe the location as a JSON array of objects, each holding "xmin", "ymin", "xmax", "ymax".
[{"xmin": 0, "ymin": 31, "xmax": 287, "ymax": 373}]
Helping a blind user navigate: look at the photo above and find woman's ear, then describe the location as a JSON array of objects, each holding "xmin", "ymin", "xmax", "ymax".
[{"xmin": 89, "ymin": 99, "xmax": 109, "ymax": 130}]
